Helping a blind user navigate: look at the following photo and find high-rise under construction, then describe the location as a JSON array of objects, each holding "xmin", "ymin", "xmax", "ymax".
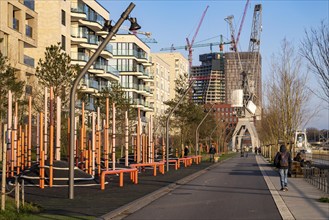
[{"xmin": 191, "ymin": 51, "xmax": 262, "ymax": 113}]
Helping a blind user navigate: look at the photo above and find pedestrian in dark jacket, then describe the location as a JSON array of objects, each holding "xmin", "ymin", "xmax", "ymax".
[
  {"xmin": 184, "ymin": 146, "xmax": 189, "ymax": 157},
  {"xmin": 274, "ymin": 144, "xmax": 292, "ymax": 191},
  {"xmin": 209, "ymin": 145, "xmax": 216, "ymax": 162}
]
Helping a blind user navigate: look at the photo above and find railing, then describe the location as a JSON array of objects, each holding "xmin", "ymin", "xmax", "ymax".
[
  {"xmin": 71, "ymin": 52, "xmax": 89, "ymax": 62},
  {"xmin": 303, "ymin": 167, "xmax": 329, "ymax": 193}
]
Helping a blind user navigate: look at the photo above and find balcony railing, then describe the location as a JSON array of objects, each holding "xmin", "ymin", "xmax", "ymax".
[
  {"xmin": 105, "ymin": 65, "xmax": 120, "ymax": 77},
  {"xmin": 71, "ymin": 27, "xmax": 88, "ymax": 38},
  {"xmin": 70, "ymin": 52, "xmax": 89, "ymax": 62},
  {"xmin": 24, "ymin": 55, "xmax": 34, "ymax": 67}
]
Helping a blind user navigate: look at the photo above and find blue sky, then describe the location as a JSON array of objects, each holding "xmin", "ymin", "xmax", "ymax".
[{"xmin": 98, "ymin": 0, "xmax": 329, "ymax": 130}]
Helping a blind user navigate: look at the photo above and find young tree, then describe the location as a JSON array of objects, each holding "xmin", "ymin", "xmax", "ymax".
[
  {"xmin": 35, "ymin": 43, "xmax": 78, "ymax": 110},
  {"xmin": 300, "ymin": 20, "xmax": 329, "ymax": 103},
  {"xmin": 96, "ymin": 82, "xmax": 137, "ymax": 135},
  {"xmin": 260, "ymin": 39, "xmax": 312, "ymax": 147},
  {"xmin": 0, "ymin": 49, "xmax": 25, "ymax": 160},
  {"xmin": 163, "ymin": 73, "xmax": 215, "ymax": 151}
]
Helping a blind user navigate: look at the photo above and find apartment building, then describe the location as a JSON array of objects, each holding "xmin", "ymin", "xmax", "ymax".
[
  {"xmin": 109, "ymin": 34, "xmax": 153, "ymax": 122},
  {"xmin": 151, "ymin": 52, "xmax": 189, "ymax": 101},
  {"xmin": 0, "ymin": 0, "xmax": 38, "ymax": 86},
  {"xmin": 149, "ymin": 54, "xmax": 170, "ymax": 117}
]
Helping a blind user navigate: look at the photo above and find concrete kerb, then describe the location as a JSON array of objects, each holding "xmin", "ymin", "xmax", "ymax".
[
  {"xmin": 97, "ymin": 158, "xmax": 228, "ymax": 220},
  {"xmin": 256, "ymin": 155, "xmax": 295, "ymax": 220}
]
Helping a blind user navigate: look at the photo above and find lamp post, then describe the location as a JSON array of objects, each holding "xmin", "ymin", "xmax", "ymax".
[
  {"xmin": 195, "ymin": 103, "xmax": 215, "ymax": 156},
  {"xmin": 69, "ymin": 2, "xmax": 140, "ymax": 199},
  {"xmin": 165, "ymin": 80, "xmax": 195, "ymax": 172}
]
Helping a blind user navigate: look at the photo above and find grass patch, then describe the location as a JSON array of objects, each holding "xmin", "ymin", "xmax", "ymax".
[
  {"xmin": 318, "ymin": 197, "xmax": 329, "ymax": 203},
  {"xmin": 0, "ymin": 195, "xmax": 42, "ymax": 220}
]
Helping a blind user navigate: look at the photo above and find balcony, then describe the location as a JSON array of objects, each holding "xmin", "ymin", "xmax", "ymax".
[
  {"xmin": 71, "ymin": 27, "xmax": 88, "ymax": 43},
  {"xmin": 90, "ymin": 63, "xmax": 120, "ymax": 82},
  {"xmin": 71, "ymin": 4, "xmax": 86, "ymax": 21},
  {"xmin": 80, "ymin": 35, "xmax": 98, "ymax": 49},
  {"xmin": 70, "ymin": 52, "xmax": 89, "ymax": 66},
  {"xmin": 24, "ymin": 55, "xmax": 34, "ymax": 67},
  {"xmin": 100, "ymin": 44, "xmax": 113, "ymax": 59}
]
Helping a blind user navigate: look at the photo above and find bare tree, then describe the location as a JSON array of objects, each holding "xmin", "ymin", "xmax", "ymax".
[
  {"xmin": 260, "ymin": 39, "xmax": 313, "ymax": 146},
  {"xmin": 300, "ymin": 20, "xmax": 329, "ymax": 103}
]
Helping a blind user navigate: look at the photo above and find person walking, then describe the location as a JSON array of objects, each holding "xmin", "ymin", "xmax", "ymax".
[
  {"xmin": 184, "ymin": 145, "xmax": 189, "ymax": 157},
  {"xmin": 274, "ymin": 144, "xmax": 292, "ymax": 191},
  {"xmin": 209, "ymin": 145, "xmax": 216, "ymax": 162}
]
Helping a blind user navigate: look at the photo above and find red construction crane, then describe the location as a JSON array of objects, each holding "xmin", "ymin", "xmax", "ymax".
[
  {"xmin": 186, "ymin": 5, "xmax": 209, "ymax": 71},
  {"xmin": 235, "ymin": 0, "xmax": 250, "ymax": 51}
]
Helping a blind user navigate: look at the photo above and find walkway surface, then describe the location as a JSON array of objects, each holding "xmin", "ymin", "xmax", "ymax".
[{"xmin": 22, "ymin": 154, "xmax": 328, "ymax": 219}]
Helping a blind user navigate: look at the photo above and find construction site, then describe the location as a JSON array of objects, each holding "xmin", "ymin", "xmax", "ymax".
[{"xmin": 160, "ymin": 2, "xmax": 263, "ymax": 152}]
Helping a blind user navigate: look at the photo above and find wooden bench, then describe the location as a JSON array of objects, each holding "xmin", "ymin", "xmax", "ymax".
[
  {"xmin": 187, "ymin": 155, "xmax": 202, "ymax": 164},
  {"xmin": 130, "ymin": 162, "xmax": 165, "ymax": 176},
  {"xmin": 161, "ymin": 159, "xmax": 179, "ymax": 170},
  {"xmin": 100, "ymin": 168, "xmax": 138, "ymax": 190},
  {"xmin": 178, "ymin": 157, "xmax": 192, "ymax": 168}
]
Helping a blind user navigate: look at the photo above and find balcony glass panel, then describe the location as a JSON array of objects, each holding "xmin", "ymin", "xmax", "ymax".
[
  {"xmin": 71, "ymin": 27, "xmax": 88, "ymax": 38},
  {"xmin": 105, "ymin": 65, "xmax": 120, "ymax": 77},
  {"xmin": 71, "ymin": 1, "xmax": 85, "ymax": 13},
  {"xmin": 87, "ymin": 35, "xmax": 97, "ymax": 44},
  {"xmin": 71, "ymin": 52, "xmax": 89, "ymax": 62}
]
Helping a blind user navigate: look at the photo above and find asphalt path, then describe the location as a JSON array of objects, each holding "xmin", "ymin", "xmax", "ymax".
[{"xmin": 123, "ymin": 154, "xmax": 282, "ymax": 220}]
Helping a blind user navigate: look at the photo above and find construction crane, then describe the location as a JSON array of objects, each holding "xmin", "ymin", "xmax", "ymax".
[
  {"xmin": 235, "ymin": 0, "xmax": 250, "ymax": 51},
  {"xmin": 224, "ymin": 0, "xmax": 250, "ymax": 52},
  {"xmin": 231, "ymin": 3, "xmax": 263, "ymax": 152},
  {"xmin": 160, "ymin": 6, "xmax": 209, "ymax": 71},
  {"xmin": 160, "ymin": 35, "xmax": 231, "ymax": 53},
  {"xmin": 185, "ymin": 5, "xmax": 209, "ymax": 71},
  {"xmin": 120, "ymin": 26, "xmax": 158, "ymax": 44}
]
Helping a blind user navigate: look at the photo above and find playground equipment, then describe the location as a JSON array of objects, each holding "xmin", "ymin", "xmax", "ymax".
[{"xmin": 2, "ymin": 87, "xmax": 201, "ymax": 190}]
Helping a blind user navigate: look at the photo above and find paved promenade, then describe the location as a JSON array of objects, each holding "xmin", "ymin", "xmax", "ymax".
[{"xmin": 23, "ymin": 154, "xmax": 328, "ymax": 219}]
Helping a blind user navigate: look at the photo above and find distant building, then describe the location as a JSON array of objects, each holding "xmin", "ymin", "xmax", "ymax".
[
  {"xmin": 109, "ymin": 34, "xmax": 153, "ymax": 122},
  {"xmin": 191, "ymin": 51, "xmax": 262, "ymax": 118},
  {"xmin": 149, "ymin": 54, "xmax": 170, "ymax": 117},
  {"xmin": 0, "ymin": 0, "xmax": 38, "ymax": 88},
  {"xmin": 151, "ymin": 52, "xmax": 189, "ymax": 101}
]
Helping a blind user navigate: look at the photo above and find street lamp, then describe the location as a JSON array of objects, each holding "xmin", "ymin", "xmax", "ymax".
[
  {"xmin": 195, "ymin": 103, "xmax": 215, "ymax": 155},
  {"xmin": 165, "ymin": 80, "xmax": 195, "ymax": 172},
  {"xmin": 69, "ymin": 2, "xmax": 141, "ymax": 199}
]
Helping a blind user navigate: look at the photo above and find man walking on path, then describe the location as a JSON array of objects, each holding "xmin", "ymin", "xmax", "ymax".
[
  {"xmin": 209, "ymin": 144, "xmax": 216, "ymax": 162},
  {"xmin": 274, "ymin": 144, "xmax": 292, "ymax": 191}
]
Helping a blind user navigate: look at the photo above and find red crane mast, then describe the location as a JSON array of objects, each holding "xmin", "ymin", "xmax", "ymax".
[{"xmin": 186, "ymin": 5, "xmax": 209, "ymax": 72}]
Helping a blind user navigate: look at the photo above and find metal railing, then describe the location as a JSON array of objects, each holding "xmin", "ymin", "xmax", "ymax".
[{"xmin": 303, "ymin": 167, "xmax": 329, "ymax": 194}]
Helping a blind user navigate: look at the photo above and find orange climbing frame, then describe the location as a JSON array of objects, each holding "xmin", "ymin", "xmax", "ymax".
[{"xmin": 100, "ymin": 168, "xmax": 138, "ymax": 190}]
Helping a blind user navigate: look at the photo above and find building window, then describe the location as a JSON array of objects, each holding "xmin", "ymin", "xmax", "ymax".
[
  {"xmin": 61, "ymin": 35, "xmax": 66, "ymax": 51},
  {"xmin": 61, "ymin": 10, "xmax": 66, "ymax": 26}
]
